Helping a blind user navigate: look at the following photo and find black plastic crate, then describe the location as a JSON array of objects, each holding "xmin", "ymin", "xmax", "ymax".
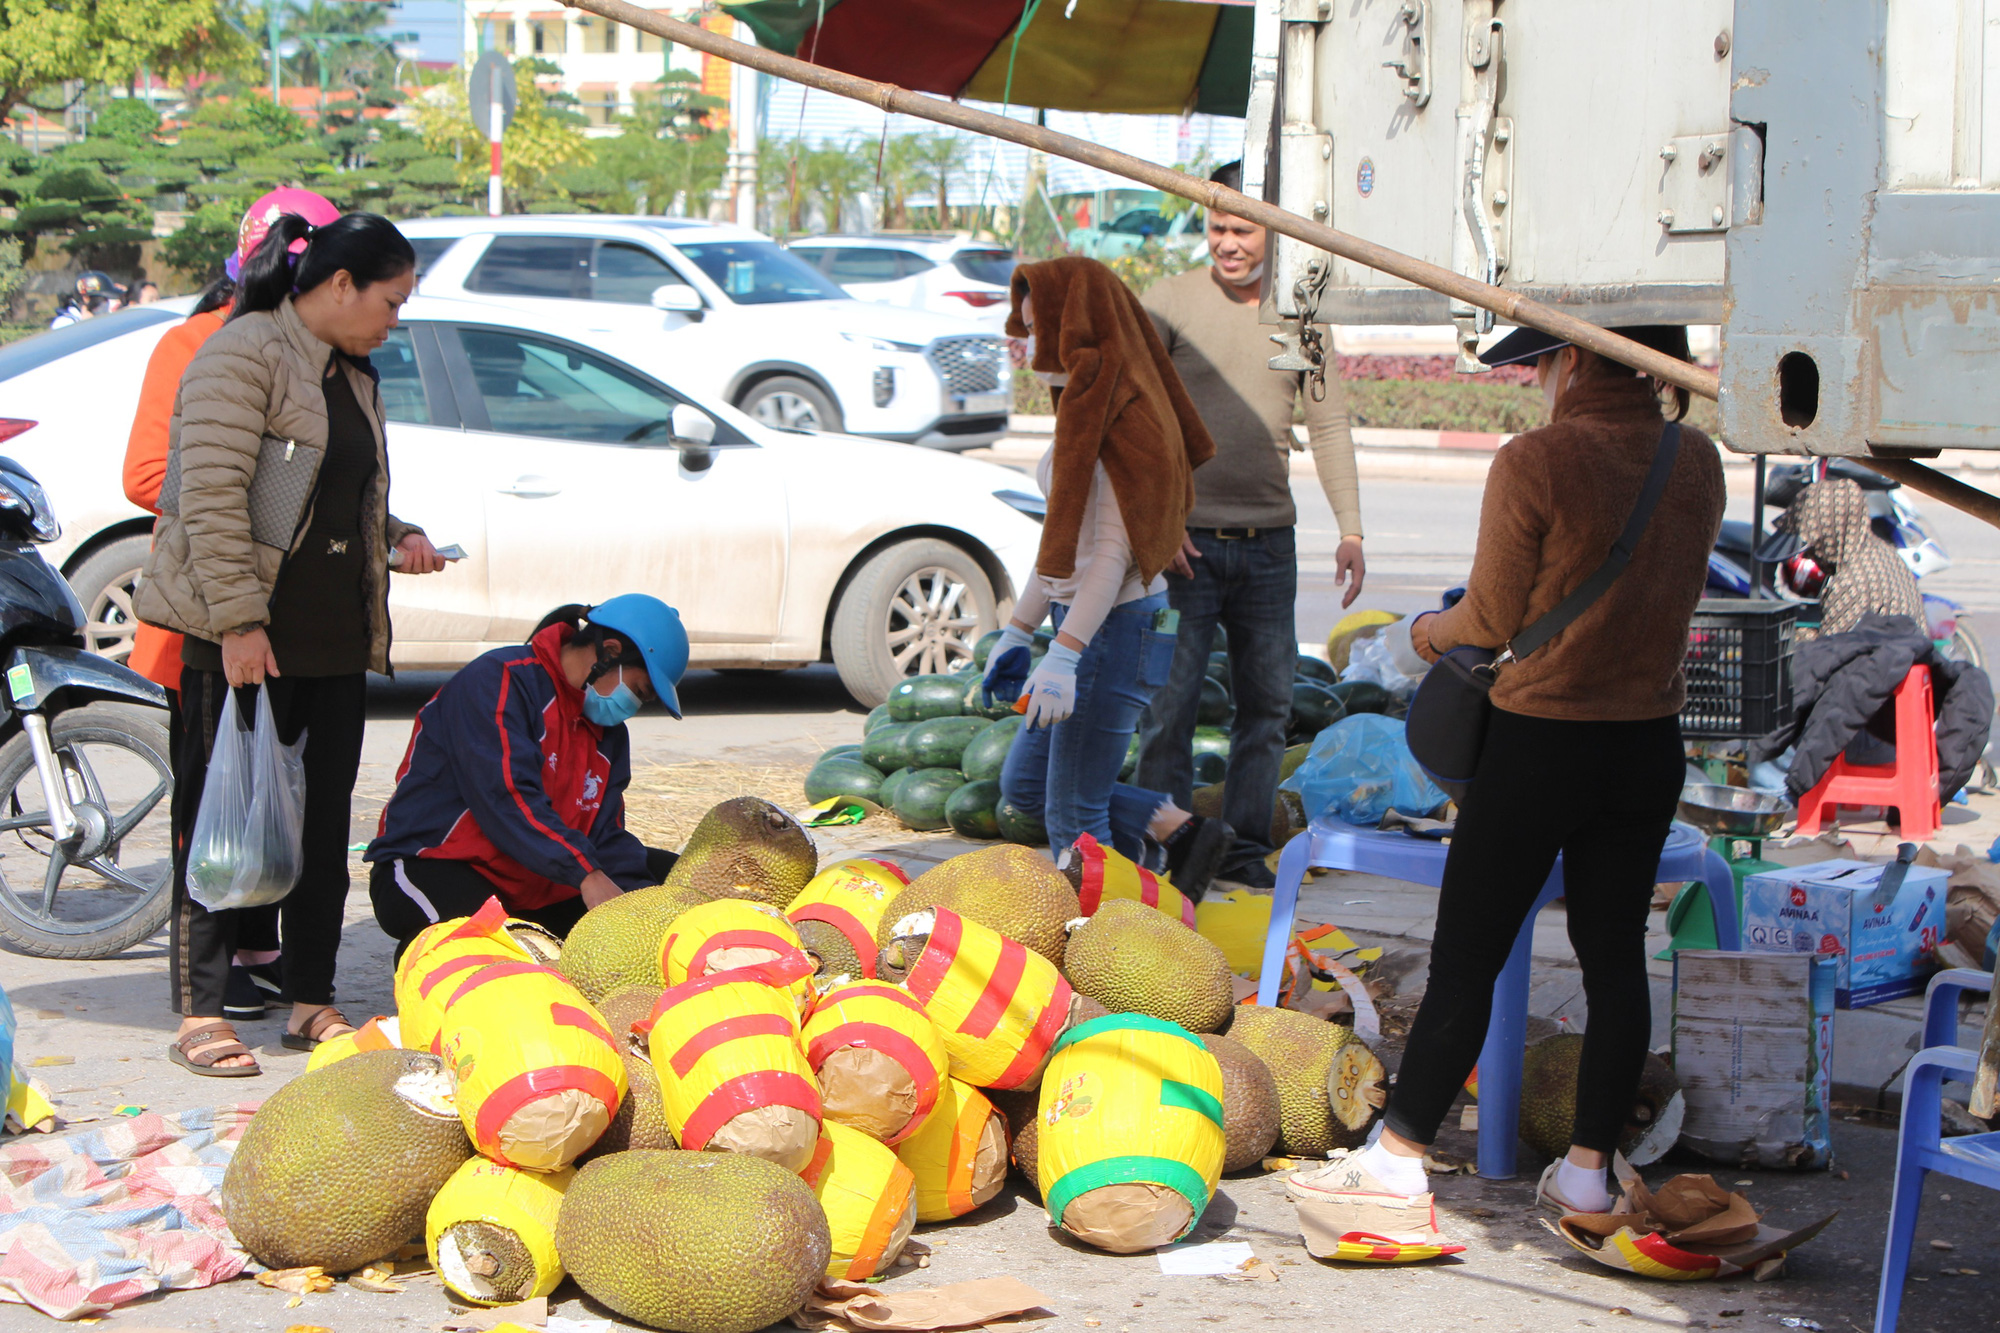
[{"xmin": 1679, "ymin": 599, "xmax": 1798, "ymax": 739}]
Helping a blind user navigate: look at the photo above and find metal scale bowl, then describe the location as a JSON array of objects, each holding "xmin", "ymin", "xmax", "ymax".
[{"xmin": 1662, "ymin": 784, "xmax": 1795, "ymax": 956}]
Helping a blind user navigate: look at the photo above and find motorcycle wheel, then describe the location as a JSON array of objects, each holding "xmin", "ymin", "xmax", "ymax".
[
  {"xmin": 0, "ymin": 703, "xmax": 174, "ymax": 959},
  {"xmin": 1947, "ymin": 622, "xmax": 1988, "ymax": 672}
]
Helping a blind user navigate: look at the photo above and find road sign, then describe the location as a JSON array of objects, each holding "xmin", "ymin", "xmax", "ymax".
[{"xmin": 469, "ymin": 52, "xmax": 516, "ymax": 143}]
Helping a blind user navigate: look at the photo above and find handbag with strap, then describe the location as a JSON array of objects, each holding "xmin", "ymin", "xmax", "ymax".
[{"xmin": 1404, "ymin": 421, "xmax": 1684, "ymax": 802}]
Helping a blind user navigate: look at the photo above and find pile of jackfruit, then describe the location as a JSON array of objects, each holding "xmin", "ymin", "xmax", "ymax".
[{"xmin": 218, "ymin": 796, "xmax": 1386, "ymax": 1333}]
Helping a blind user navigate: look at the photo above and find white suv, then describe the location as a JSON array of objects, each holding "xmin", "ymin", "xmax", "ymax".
[
  {"xmin": 401, "ymin": 216, "xmax": 1010, "ymax": 451},
  {"xmin": 787, "ymin": 234, "xmax": 1017, "ymax": 335}
]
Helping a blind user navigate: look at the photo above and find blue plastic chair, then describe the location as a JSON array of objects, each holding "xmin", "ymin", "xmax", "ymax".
[
  {"xmin": 1258, "ymin": 818, "xmax": 1739, "ymax": 1178},
  {"xmin": 1874, "ymin": 966, "xmax": 2000, "ymax": 1333}
]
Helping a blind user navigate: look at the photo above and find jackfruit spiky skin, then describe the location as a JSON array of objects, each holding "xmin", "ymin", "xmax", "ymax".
[
  {"xmin": 876, "ymin": 845, "xmax": 1081, "ymax": 969},
  {"xmin": 1062, "ymin": 900, "xmax": 1234, "ymax": 1033},
  {"xmin": 987, "ymin": 1086, "xmax": 1040, "ymax": 1192},
  {"xmin": 664, "ymin": 797, "xmax": 817, "ymax": 907},
  {"xmin": 557, "ymin": 1149, "xmax": 829, "ymax": 1333},
  {"xmin": 597, "ymin": 984, "xmax": 664, "ymax": 1049},
  {"xmin": 1224, "ymin": 1006, "xmax": 1383, "ymax": 1157},
  {"xmin": 796, "ymin": 918, "xmax": 866, "ymax": 988},
  {"xmin": 558, "ymin": 884, "xmax": 703, "ymax": 1001},
  {"xmin": 436, "ymin": 1220, "xmax": 536, "ymax": 1303},
  {"xmin": 584, "ymin": 1049, "xmax": 677, "ymax": 1160},
  {"xmin": 221, "ymin": 1049, "xmax": 472, "ymax": 1273},
  {"xmin": 1201, "ymin": 1033, "xmax": 1282, "ymax": 1172},
  {"xmin": 1516, "ymin": 1033, "xmax": 1682, "ymax": 1162}
]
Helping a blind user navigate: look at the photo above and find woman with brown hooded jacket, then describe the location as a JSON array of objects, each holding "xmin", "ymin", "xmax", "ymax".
[{"xmin": 980, "ymin": 257, "xmax": 1235, "ymax": 897}]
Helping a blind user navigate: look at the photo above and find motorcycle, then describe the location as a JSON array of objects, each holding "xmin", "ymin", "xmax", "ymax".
[{"xmin": 0, "ymin": 457, "xmax": 173, "ymax": 959}]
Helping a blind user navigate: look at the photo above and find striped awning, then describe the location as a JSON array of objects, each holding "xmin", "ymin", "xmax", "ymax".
[{"xmin": 721, "ymin": 0, "xmax": 1253, "ymax": 116}]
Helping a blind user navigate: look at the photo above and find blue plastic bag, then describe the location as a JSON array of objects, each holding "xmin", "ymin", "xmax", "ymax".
[
  {"xmin": 0, "ymin": 983, "xmax": 13, "ymax": 1085},
  {"xmin": 1280, "ymin": 714, "xmax": 1448, "ymax": 827}
]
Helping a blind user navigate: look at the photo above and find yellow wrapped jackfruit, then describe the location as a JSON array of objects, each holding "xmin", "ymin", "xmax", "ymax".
[
  {"xmin": 437, "ymin": 960, "xmax": 627, "ymax": 1171},
  {"xmin": 799, "ymin": 1120, "xmax": 918, "ymax": 1280},
  {"xmin": 637, "ymin": 952, "xmax": 821, "ymax": 1173},
  {"xmin": 395, "ymin": 898, "xmax": 536, "ymax": 1054},
  {"xmin": 304, "ymin": 1014, "xmax": 402, "ymax": 1073},
  {"xmin": 800, "ymin": 980, "xmax": 949, "ymax": 1145},
  {"xmin": 891, "ymin": 906, "xmax": 1073, "ymax": 1090},
  {"xmin": 894, "ymin": 1076, "xmax": 1009, "ymax": 1223},
  {"xmin": 1036, "ymin": 1013, "xmax": 1226, "ymax": 1253},
  {"xmin": 1059, "ymin": 833, "xmax": 1195, "ymax": 927},
  {"xmin": 425, "ymin": 1157, "xmax": 572, "ymax": 1305},
  {"xmin": 659, "ymin": 898, "xmax": 814, "ymax": 1013},
  {"xmin": 787, "ymin": 857, "xmax": 907, "ymax": 979}
]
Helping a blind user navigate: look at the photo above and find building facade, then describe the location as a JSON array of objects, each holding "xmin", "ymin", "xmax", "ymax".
[{"xmin": 466, "ymin": 1, "xmax": 707, "ymax": 132}]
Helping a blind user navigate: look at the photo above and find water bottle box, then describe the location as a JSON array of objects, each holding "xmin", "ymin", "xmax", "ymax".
[{"xmin": 1740, "ymin": 858, "xmax": 1947, "ymax": 1008}]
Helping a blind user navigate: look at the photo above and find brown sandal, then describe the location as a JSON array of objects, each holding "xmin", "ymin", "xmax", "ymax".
[
  {"xmin": 281, "ymin": 1005, "xmax": 354, "ymax": 1052},
  {"xmin": 167, "ymin": 1022, "xmax": 261, "ymax": 1077}
]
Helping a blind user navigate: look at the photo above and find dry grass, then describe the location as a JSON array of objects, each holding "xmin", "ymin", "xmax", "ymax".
[{"xmin": 620, "ymin": 759, "xmax": 819, "ymax": 849}]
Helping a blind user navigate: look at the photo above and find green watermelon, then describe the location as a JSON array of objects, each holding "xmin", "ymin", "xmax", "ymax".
[
  {"xmin": 1291, "ymin": 681, "xmax": 1345, "ymax": 736},
  {"xmin": 944, "ymin": 780, "xmax": 1002, "ymax": 839},
  {"xmin": 888, "ymin": 674, "xmax": 966, "ymax": 723},
  {"xmin": 961, "ymin": 675, "xmax": 1016, "ymax": 721},
  {"xmin": 1211, "ymin": 625, "xmax": 1228, "ymax": 653},
  {"xmin": 894, "ymin": 768, "xmax": 968, "ymax": 831},
  {"xmin": 1191, "ymin": 726, "xmax": 1231, "ymax": 767},
  {"xmin": 906, "ymin": 716, "xmax": 988, "ymax": 770},
  {"xmin": 877, "ymin": 766, "xmax": 918, "ymax": 813},
  {"xmin": 1295, "ymin": 655, "xmax": 1338, "ymax": 686},
  {"xmin": 820, "ymin": 744, "xmax": 862, "ymax": 763},
  {"xmin": 1197, "ymin": 675, "xmax": 1233, "ymax": 726},
  {"xmin": 961, "ymin": 716, "xmax": 1024, "ymax": 782},
  {"xmin": 1206, "ymin": 651, "xmax": 1231, "ymax": 688},
  {"xmin": 805, "ymin": 758, "xmax": 884, "ymax": 805},
  {"xmin": 860, "ymin": 722, "xmax": 916, "ymax": 773},
  {"xmin": 995, "ymin": 798, "xmax": 1049, "ymax": 847},
  {"xmin": 1327, "ymin": 680, "xmax": 1395, "ymax": 715},
  {"xmin": 863, "ymin": 704, "xmax": 895, "ymax": 734},
  {"xmin": 1119, "ymin": 731, "xmax": 1139, "ymax": 781},
  {"xmin": 972, "ymin": 629, "xmax": 1003, "ymax": 667},
  {"xmin": 1033, "ymin": 628, "xmax": 1056, "ymax": 651},
  {"xmin": 1193, "ymin": 751, "xmax": 1228, "ymax": 785},
  {"xmin": 1279, "ymin": 742, "xmax": 1312, "ymax": 782}
]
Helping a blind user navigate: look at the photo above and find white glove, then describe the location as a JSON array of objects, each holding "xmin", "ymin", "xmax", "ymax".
[{"xmin": 1022, "ymin": 642, "xmax": 1081, "ymax": 731}]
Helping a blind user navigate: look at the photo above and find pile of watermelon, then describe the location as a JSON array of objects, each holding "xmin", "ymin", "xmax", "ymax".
[{"xmin": 803, "ymin": 628, "xmax": 1399, "ymax": 840}]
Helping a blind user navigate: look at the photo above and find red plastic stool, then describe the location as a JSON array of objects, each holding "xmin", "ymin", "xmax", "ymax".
[{"xmin": 1795, "ymin": 664, "xmax": 1941, "ymax": 840}]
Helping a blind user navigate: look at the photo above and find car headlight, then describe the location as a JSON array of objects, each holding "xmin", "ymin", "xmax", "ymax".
[
  {"xmin": 841, "ymin": 332, "xmax": 923, "ymax": 353},
  {"xmin": 994, "ymin": 489, "xmax": 1045, "ymax": 523}
]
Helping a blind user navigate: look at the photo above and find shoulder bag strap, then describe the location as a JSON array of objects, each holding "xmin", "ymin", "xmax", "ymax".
[{"xmin": 1502, "ymin": 421, "xmax": 1683, "ymax": 663}]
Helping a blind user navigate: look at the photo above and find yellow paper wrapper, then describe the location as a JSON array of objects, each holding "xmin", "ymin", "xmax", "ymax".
[
  {"xmin": 396, "ymin": 898, "xmax": 536, "ymax": 1054},
  {"xmin": 894, "ymin": 1076, "xmax": 1008, "ymax": 1222},
  {"xmin": 425, "ymin": 1157, "xmax": 571, "ymax": 1304},
  {"xmin": 660, "ymin": 898, "xmax": 814, "ymax": 1013},
  {"xmin": 1037, "ymin": 1014, "xmax": 1225, "ymax": 1253},
  {"xmin": 801, "ymin": 981, "xmax": 949, "ymax": 1145},
  {"xmin": 898, "ymin": 907, "xmax": 1071, "ymax": 1090},
  {"xmin": 787, "ymin": 858, "xmax": 908, "ymax": 981},
  {"xmin": 1063, "ymin": 833, "xmax": 1195, "ymax": 926},
  {"xmin": 304, "ymin": 1014, "xmax": 401, "ymax": 1073},
  {"xmin": 799, "ymin": 1120, "xmax": 918, "ymax": 1280}
]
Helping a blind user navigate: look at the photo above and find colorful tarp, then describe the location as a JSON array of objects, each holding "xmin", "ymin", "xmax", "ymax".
[{"xmin": 725, "ymin": 0, "xmax": 1253, "ymax": 116}]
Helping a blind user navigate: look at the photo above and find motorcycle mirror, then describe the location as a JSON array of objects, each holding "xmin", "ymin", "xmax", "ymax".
[{"xmin": 1754, "ymin": 530, "xmax": 1804, "ymax": 563}]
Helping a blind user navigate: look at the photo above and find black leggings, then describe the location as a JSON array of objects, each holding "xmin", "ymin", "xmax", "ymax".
[
  {"xmin": 1384, "ymin": 708, "xmax": 1685, "ymax": 1154},
  {"xmin": 369, "ymin": 849, "xmax": 678, "ymax": 966}
]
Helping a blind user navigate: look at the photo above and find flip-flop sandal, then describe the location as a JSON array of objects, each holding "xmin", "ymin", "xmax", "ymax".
[
  {"xmin": 166, "ymin": 1022, "xmax": 261, "ymax": 1078},
  {"xmin": 281, "ymin": 1005, "xmax": 355, "ymax": 1052}
]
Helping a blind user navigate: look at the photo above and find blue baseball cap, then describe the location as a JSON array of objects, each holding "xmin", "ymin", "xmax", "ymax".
[{"xmin": 588, "ymin": 594, "xmax": 688, "ymax": 719}]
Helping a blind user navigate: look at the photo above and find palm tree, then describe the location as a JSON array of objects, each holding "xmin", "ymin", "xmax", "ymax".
[
  {"xmin": 807, "ymin": 137, "xmax": 871, "ymax": 232},
  {"xmin": 906, "ymin": 132, "xmax": 971, "ymax": 229}
]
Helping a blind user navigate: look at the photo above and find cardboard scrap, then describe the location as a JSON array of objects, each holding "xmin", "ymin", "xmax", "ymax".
[
  {"xmin": 437, "ymin": 1296, "xmax": 547, "ymax": 1331},
  {"xmin": 789, "ymin": 1277, "xmax": 1050, "ymax": 1331},
  {"xmin": 1550, "ymin": 1172, "xmax": 1836, "ymax": 1280}
]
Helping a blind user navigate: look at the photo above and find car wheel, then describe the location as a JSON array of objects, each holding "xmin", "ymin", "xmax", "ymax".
[
  {"xmin": 66, "ymin": 534, "xmax": 153, "ymax": 665},
  {"xmin": 831, "ymin": 538, "xmax": 996, "ymax": 707},
  {"xmin": 740, "ymin": 376, "xmax": 843, "ymax": 434}
]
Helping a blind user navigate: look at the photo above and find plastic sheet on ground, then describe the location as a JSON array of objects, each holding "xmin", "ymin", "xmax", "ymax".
[
  {"xmin": 1281, "ymin": 714, "xmax": 1447, "ymax": 827},
  {"xmin": 0, "ymin": 1103, "xmax": 256, "ymax": 1319}
]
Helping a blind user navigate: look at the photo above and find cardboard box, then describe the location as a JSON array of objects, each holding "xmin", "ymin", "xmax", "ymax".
[
  {"xmin": 1740, "ymin": 857, "xmax": 1947, "ymax": 1007},
  {"xmin": 1671, "ymin": 950, "xmax": 1834, "ymax": 1170}
]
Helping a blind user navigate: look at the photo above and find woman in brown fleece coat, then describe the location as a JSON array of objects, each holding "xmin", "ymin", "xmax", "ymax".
[{"xmin": 1291, "ymin": 326, "xmax": 1724, "ymax": 1233}]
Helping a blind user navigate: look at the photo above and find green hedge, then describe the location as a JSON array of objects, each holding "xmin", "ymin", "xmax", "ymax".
[{"xmin": 0, "ymin": 324, "xmax": 42, "ymax": 346}]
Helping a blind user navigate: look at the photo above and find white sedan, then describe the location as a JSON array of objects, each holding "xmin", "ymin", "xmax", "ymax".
[{"xmin": 0, "ymin": 296, "xmax": 1044, "ymax": 706}]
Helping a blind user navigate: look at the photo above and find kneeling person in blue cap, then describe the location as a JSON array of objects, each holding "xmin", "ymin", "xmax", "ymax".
[{"xmin": 367, "ymin": 595, "xmax": 691, "ymax": 951}]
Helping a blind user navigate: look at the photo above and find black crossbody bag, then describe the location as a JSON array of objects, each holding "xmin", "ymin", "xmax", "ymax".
[{"xmin": 1405, "ymin": 422, "xmax": 1683, "ymax": 802}]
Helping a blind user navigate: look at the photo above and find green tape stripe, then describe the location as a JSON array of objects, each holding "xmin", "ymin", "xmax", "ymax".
[
  {"xmin": 1159, "ymin": 1079, "xmax": 1224, "ymax": 1128},
  {"xmin": 1050, "ymin": 1012, "xmax": 1203, "ymax": 1057},
  {"xmin": 1046, "ymin": 1156, "xmax": 1212, "ymax": 1239}
]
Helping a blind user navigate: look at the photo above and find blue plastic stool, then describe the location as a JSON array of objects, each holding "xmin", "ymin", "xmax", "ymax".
[
  {"xmin": 1257, "ymin": 818, "xmax": 1739, "ymax": 1178},
  {"xmin": 1874, "ymin": 967, "xmax": 2000, "ymax": 1333}
]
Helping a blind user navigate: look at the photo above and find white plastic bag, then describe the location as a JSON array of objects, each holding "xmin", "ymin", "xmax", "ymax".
[
  {"xmin": 187, "ymin": 686, "xmax": 307, "ymax": 911},
  {"xmin": 1340, "ymin": 632, "xmax": 1423, "ymax": 698}
]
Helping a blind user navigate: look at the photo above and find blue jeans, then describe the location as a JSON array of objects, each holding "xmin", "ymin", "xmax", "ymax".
[
  {"xmin": 1000, "ymin": 594, "xmax": 1175, "ymax": 860},
  {"xmin": 1136, "ymin": 527, "xmax": 1298, "ymax": 876}
]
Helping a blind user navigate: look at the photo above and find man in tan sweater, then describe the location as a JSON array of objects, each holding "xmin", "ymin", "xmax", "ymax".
[{"xmin": 1135, "ymin": 161, "xmax": 1365, "ymax": 889}]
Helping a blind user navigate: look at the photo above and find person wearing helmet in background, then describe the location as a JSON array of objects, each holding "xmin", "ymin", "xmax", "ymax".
[
  {"xmin": 120, "ymin": 188, "xmax": 342, "ymax": 1024},
  {"xmin": 365, "ymin": 596, "xmax": 692, "ymax": 952}
]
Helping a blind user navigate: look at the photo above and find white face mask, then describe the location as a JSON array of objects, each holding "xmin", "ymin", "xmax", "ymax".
[
  {"xmin": 1024, "ymin": 332, "xmax": 1069, "ymax": 386},
  {"xmin": 1222, "ymin": 260, "xmax": 1265, "ymax": 289}
]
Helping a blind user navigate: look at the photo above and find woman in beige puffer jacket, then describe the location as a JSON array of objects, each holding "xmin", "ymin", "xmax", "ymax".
[{"xmin": 137, "ymin": 212, "xmax": 444, "ymax": 1076}]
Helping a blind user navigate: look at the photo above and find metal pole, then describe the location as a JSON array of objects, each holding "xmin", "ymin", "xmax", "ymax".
[
  {"xmin": 270, "ymin": 4, "xmax": 282, "ymax": 104},
  {"xmin": 488, "ymin": 82, "xmax": 503, "ymax": 216}
]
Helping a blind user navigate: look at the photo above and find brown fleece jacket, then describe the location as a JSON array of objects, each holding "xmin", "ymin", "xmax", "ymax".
[
  {"xmin": 1007, "ymin": 257, "xmax": 1215, "ymax": 584},
  {"xmin": 1412, "ymin": 357, "xmax": 1726, "ymax": 721}
]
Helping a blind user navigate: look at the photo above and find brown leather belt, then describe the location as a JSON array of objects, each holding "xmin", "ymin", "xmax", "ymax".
[{"xmin": 1191, "ymin": 526, "xmax": 1266, "ymax": 540}]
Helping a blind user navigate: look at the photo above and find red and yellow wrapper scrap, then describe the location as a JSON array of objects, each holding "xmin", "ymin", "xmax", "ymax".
[
  {"xmin": 897, "ymin": 906, "xmax": 1072, "ymax": 1090},
  {"xmin": 799, "ymin": 1120, "xmax": 918, "ymax": 1279},
  {"xmin": 424, "ymin": 1157, "xmax": 571, "ymax": 1304},
  {"xmin": 1066, "ymin": 833, "xmax": 1194, "ymax": 927},
  {"xmin": 437, "ymin": 958, "xmax": 626, "ymax": 1171},
  {"xmin": 639, "ymin": 952, "xmax": 822, "ymax": 1172},
  {"xmin": 894, "ymin": 1076, "xmax": 1009, "ymax": 1223},
  {"xmin": 661, "ymin": 898, "xmax": 814, "ymax": 1013},
  {"xmin": 801, "ymin": 981, "xmax": 948, "ymax": 1145},
  {"xmin": 1037, "ymin": 1014, "xmax": 1226, "ymax": 1253},
  {"xmin": 395, "ymin": 898, "xmax": 537, "ymax": 1054},
  {"xmin": 787, "ymin": 858, "xmax": 907, "ymax": 979}
]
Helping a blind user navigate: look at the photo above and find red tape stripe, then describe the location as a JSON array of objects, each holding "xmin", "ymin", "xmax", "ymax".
[
  {"xmin": 803, "ymin": 1023, "xmax": 941, "ymax": 1139},
  {"xmin": 989, "ymin": 978, "xmax": 1073, "ymax": 1090},
  {"xmin": 441, "ymin": 896, "xmax": 509, "ymax": 942},
  {"xmin": 656, "ymin": 951, "xmax": 814, "ymax": 1011},
  {"xmin": 442, "ymin": 959, "xmax": 549, "ymax": 1010},
  {"xmin": 415, "ymin": 950, "xmax": 510, "ymax": 1000},
  {"xmin": 819, "ymin": 982, "xmax": 926, "ymax": 1014},
  {"xmin": 472, "ymin": 1065, "xmax": 620, "ymax": 1164},
  {"xmin": 669, "ymin": 1012, "xmax": 799, "ymax": 1078},
  {"xmin": 551, "ymin": 1003, "xmax": 617, "ymax": 1051},
  {"xmin": 1075, "ymin": 833, "xmax": 1105, "ymax": 915},
  {"xmin": 958, "ymin": 937, "xmax": 1026, "ymax": 1039},
  {"xmin": 800, "ymin": 1130, "xmax": 835, "ymax": 1187},
  {"xmin": 679, "ymin": 1070, "xmax": 821, "ymax": 1150},
  {"xmin": 789, "ymin": 902, "xmax": 878, "ymax": 977},
  {"xmin": 689, "ymin": 929, "xmax": 794, "ymax": 977},
  {"xmin": 900, "ymin": 907, "xmax": 962, "ymax": 1004}
]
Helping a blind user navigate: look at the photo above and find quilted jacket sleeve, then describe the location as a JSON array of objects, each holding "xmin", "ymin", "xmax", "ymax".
[{"xmin": 176, "ymin": 333, "xmax": 277, "ymax": 635}]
